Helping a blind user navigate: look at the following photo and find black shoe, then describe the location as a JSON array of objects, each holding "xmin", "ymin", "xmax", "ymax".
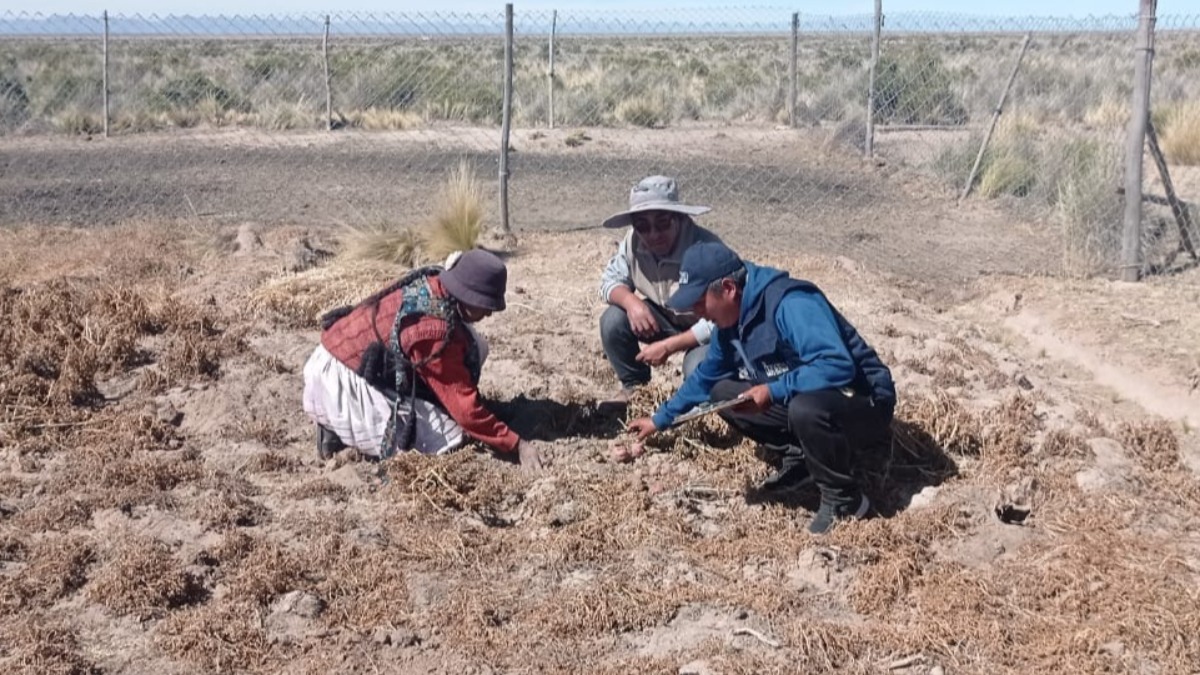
[
  {"xmin": 808, "ymin": 493, "xmax": 871, "ymax": 535},
  {"xmin": 317, "ymin": 424, "xmax": 346, "ymax": 460}
]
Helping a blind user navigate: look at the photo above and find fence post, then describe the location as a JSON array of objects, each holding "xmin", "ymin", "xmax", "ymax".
[
  {"xmin": 1146, "ymin": 120, "xmax": 1197, "ymax": 260},
  {"xmin": 323, "ymin": 15, "xmax": 332, "ymax": 131},
  {"xmin": 960, "ymin": 33, "xmax": 1032, "ymax": 204},
  {"xmin": 865, "ymin": 0, "xmax": 882, "ymax": 158},
  {"xmin": 788, "ymin": 12, "xmax": 798, "ymax": 128},
  {"xmin": 499, "ymin": 3, "xmax": 514, "ymax": 239},
  {"xmin": 1122, "ymin": 0, "xmax": 1157, "ymax": 282},
  {"xmin": 102, "ymin": 10, "xmax": 109, "ymax": 138},
  {"xmin": 548, "ymin": 10, "xmax": 556, "ymax": 129}
]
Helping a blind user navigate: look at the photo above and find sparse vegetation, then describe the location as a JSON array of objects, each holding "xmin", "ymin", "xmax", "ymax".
[{"xmin": 1157, "ymin": 101, "xmax": 1200, "ymax": 165}]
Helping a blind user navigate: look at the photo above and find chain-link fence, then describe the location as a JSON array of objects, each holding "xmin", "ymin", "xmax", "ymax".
[{"xmin": 2, "ymin": 8, "xmax": 1197, "ymax": 281}]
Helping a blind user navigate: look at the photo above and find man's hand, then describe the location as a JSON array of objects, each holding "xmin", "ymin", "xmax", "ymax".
[
  {"xmin": 636, "ymin": 339, "xmax": 673, "ymax": 366},
  {"xmin": 624, "ymin": 299, "xmax": 658, "ymax": 339},
  {"xmin": 625, "ymin": 417, "xmax": 659, "ymax": 441},
  {"xmin": 735, "ymin": 384, "xmax": 773, "ymax": 414},
  {"xmin": 517, "ymin": 439, "xmax": 544, "ymax": 472}
]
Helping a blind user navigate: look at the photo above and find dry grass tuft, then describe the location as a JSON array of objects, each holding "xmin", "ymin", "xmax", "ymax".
[
  {"xmin": 893, "ymin": 391, "xmax": 981, "ymax": 456},
  {"xmin": 424, "ymin": 160, "xmax": 485, "ymax": 261},
  {"xmin": 337, "ymin": 221, "xmax": 425, "ymax": 267},
  {"xmin": 285, "ymin": 478, "xmax": 349, "ymax": 502},
  {"xmin": 1041, "ymin": 427, "xmax": 1089, "ymax": 458},
  {"xmin": 1, "ymin": 535, "xmax": 96, "ymax": 615},
  {"xmin": 312, "ymin": 538, "xmax": 412, "ymax": 630},
  {"xmin": 1158, "ymin": 101, "xmax": 1200, "ymax": 165},
  {"xmin": 247, "ymin": 261, "xmax": 396, "ymax": 328},
  {"xmin": 0, "ymin": 612, "xmax": 100, "ymax": 675},
  {"xmin": 86, "ymin": 536, "xmax": 205, "ymax": 618},
  {"xmin": 226, "ymin": 539, "xmax": 310, "ymax": 606},
  {"xmin": 156, "ymin": 600, "xmax": 270, "ymax": 671},
  {"xmin": 1116, "ymin": 418, "xmax": 1180, "ymax": 471},
  {"xmin": 242, "ymin": 451, "xmax": 303, "ymax": 474}
]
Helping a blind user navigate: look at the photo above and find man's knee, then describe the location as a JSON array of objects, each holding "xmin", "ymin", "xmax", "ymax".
[
  {"xmin": 787, "ymin": 395, "xmax": 829, "ymax": 436},
  {"xmin": 711, "ymin": 378, "xmax": 750, "ymax": 403},
  {"xmin": 599, "ymin": 304, "xmax": 631, "ymax": 343}
]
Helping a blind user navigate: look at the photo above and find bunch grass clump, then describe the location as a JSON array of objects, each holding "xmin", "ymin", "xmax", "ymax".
[
  {"xmin": 424, "ymin": 160, "xmax": 485, "ymax": 261},
  {"xmin": 1157, "ymin": 101, "xmax": 1200, "ymax": 165}
]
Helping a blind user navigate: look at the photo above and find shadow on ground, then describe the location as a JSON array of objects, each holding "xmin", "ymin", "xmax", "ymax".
[{"xmin": 491, "ymin": 393, "xmax": 626, "ymax": 441}]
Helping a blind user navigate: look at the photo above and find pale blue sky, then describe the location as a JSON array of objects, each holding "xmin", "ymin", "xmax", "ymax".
[{"xmin": 8, "ymin": 0, "xmax": 1196, "ymax": 18}]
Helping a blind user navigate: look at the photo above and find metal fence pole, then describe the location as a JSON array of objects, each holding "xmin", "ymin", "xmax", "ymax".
[
  {"xmin": 102, "ymin": 10, "xmax": 109, "ymax": 138},
  {"xmin": 1122, "ymin": 0, "xmax": 1157, "ymax": 282},
  {"xmin": 959, "ymin": 33, "xmax": 1032, "ymax": 204},
  {"xmin": 323, "ymin": 15, "xmax": 332, "ymax": 132},
  {"xmin": 499, "ymin": 3, "xmax": 514, "ymax": 238},
  {"xmin": 788, "ymin": 12, "xmax": 798, "ymax": 129},
  {"xmin": 865, "ymin": 0, "xmax": 882, "ymax": 158},
  {"xmin": 548, "ymin": 10, "xmax": 556, "ymax": 129}
]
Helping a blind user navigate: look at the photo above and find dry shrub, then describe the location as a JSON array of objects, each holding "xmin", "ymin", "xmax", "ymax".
[
  {"xmin": 156, "ymin": 600, "xmax": 270, "ymax": 672},
  {"xmin": 337, "ymin": 221, "xmax": 424, "ymax": 267},
  {"xmin": 312, "ymin": 538, "xmax": 411, "ymax": 630},
  {"xmin": 0, "ymin": 280, "xmax": 149, "ymax": 407},
  {"xmin": 424, "ymin": 160, "xmax": 484, "ymax": 261},
  {"xmin": 228, "ymin": 412, "xmax": 290, "ymax": 448},
  {"xmin": 1041, "ymin": 428, "xmax": 1089, "ymax": 458},
  {"xmin": 517, "ymin": 576, "xmax": 694, "ymax": 639},
  {"xmin": 247, "ymin": 261, "xmax": 395, "ymax": 328},
  {"xmin": 0, "ymin": 532, "xmax": 27, "ymax": 562},
  {"xmin": 0, "ymin": 613, "xmax": 100, "ymax": 675},
  {"xmin": 226, "ymin": 539, "xmax": 310, "ymax": 606},
  {"xmin": 86, "ymin": 536, "xmax": 205, "ymax": 618},
  {"xmin": 382, "ymin": 450, "xmax": 528, "ymax": 523},
  {"xmin": 343, "ymin": 107, "xmax": 423, "ymax": 130},
  {"xmin": 894, "ymin": 391, "xmax": 981, "ymax": 456},
  {"xmin": 979, "ymin": 392, "xmax": 1041, "ymax": 468},
  {"xmin": 836, "ymin": 502, "xmax": 976, "ymax": 614},
  {"xmin": 0, "ymin": 535, "xmax": 95, "ymax": 615},
  {"xmin": 49, "ymin": 451, "xmax": 200, "ymax": 512},
  {"xmin": 1158, "ymin": 101, "xmax": 1200, "ymax": 165},
  {"xmin": 11, "ymin": 495, "xmax": 92, "ymax": 533},
  {"xmin": 210, "ymin": 530, "xmax": 257, "ymax": 566},
  {"xmin": 190, "ymin": 489, "xmax": 266, "ymax": 530},
  {"xmin": 1116, "ymin": 418, "xmax": 1180, "ymax": 471},
  {"xmin": 242, "ymin": 451, "xmax": 302, "ymax": 474},
  {"xmin": 285, "ymin": 478, "xmax": 349, "ymax": 502}
]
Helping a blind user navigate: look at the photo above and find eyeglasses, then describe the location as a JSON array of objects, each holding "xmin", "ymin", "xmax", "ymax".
[{"xmin": 632, "ymin": 216, "xmax": 676, "ymax": 235}]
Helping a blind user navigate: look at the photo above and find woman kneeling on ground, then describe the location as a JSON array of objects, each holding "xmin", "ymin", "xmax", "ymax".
[{"xmin": 302, "ymin": 249, "xmax": 543, "ymax": 470}]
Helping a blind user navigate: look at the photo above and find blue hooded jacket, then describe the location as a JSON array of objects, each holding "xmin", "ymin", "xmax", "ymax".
[{"xmin": 652, "ymin": 262, "xmax": 895, "ymax": 429}]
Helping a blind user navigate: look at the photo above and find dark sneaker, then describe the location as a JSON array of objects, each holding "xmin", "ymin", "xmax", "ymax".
[
  {"xmin": 808, "ymin": 494, "xmax": 871, "ymax": 535},
  {"xmin": 317, "ymin": 424, "xmax": 346, "ymax": 460}
]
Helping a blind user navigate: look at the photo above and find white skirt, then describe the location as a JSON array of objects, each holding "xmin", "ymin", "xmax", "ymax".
[{"xmin": 302, "ymin": 344, "xmax": 464, "ymax": 457}]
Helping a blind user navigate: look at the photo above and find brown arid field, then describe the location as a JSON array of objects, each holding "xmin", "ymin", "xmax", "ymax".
[{"xmin": 1, "ymin": 184, "xmax": 1198, "ymax": 674}]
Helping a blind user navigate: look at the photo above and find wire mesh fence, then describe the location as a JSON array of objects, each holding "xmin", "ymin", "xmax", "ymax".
[{"xmin": 1, "ymin": 8, "xmax": 1198, "ymax": 281}]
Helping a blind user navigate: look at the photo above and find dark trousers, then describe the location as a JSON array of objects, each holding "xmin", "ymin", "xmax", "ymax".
[
  {"xmin": 599, "ymin": 303, "xmax": 708, "ymax": 388},
  {"xmin": 711, "ymin": 379, "xmax": 893, "ymax": 507}
]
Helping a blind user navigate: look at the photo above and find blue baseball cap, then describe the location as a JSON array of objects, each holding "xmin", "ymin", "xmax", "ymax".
[{"xmin": 667, "ymin": 241, "xmax": 745, "ymax": 311}]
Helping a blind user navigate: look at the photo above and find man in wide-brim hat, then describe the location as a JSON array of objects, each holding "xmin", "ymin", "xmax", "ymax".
[
  {"xmin": 597, "ymin": 175, "xmax": 724, "ymax": 405},
  {"xmin": 303, "ymin": 249, "xmax": 543, "ymax": 470}
]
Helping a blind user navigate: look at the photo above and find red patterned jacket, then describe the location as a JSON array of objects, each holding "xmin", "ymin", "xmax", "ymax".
[{"xmin": 320, "ymin": 275, "xmax": 519, "ymax": 453}]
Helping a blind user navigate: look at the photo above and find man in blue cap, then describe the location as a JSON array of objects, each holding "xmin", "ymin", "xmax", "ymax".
[{"xmin": 625, "ymin": 241, "xmax": 896, "ymax": 534}]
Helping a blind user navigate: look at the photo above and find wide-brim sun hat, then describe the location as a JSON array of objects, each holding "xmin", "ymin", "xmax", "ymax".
[
  {"xmin": 601, "ymin": 175, "xmax": 711, "ymax": 229},
  {"xmin": 439, "ymin": 249, "xmax": 508, "ymax": 312}
]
